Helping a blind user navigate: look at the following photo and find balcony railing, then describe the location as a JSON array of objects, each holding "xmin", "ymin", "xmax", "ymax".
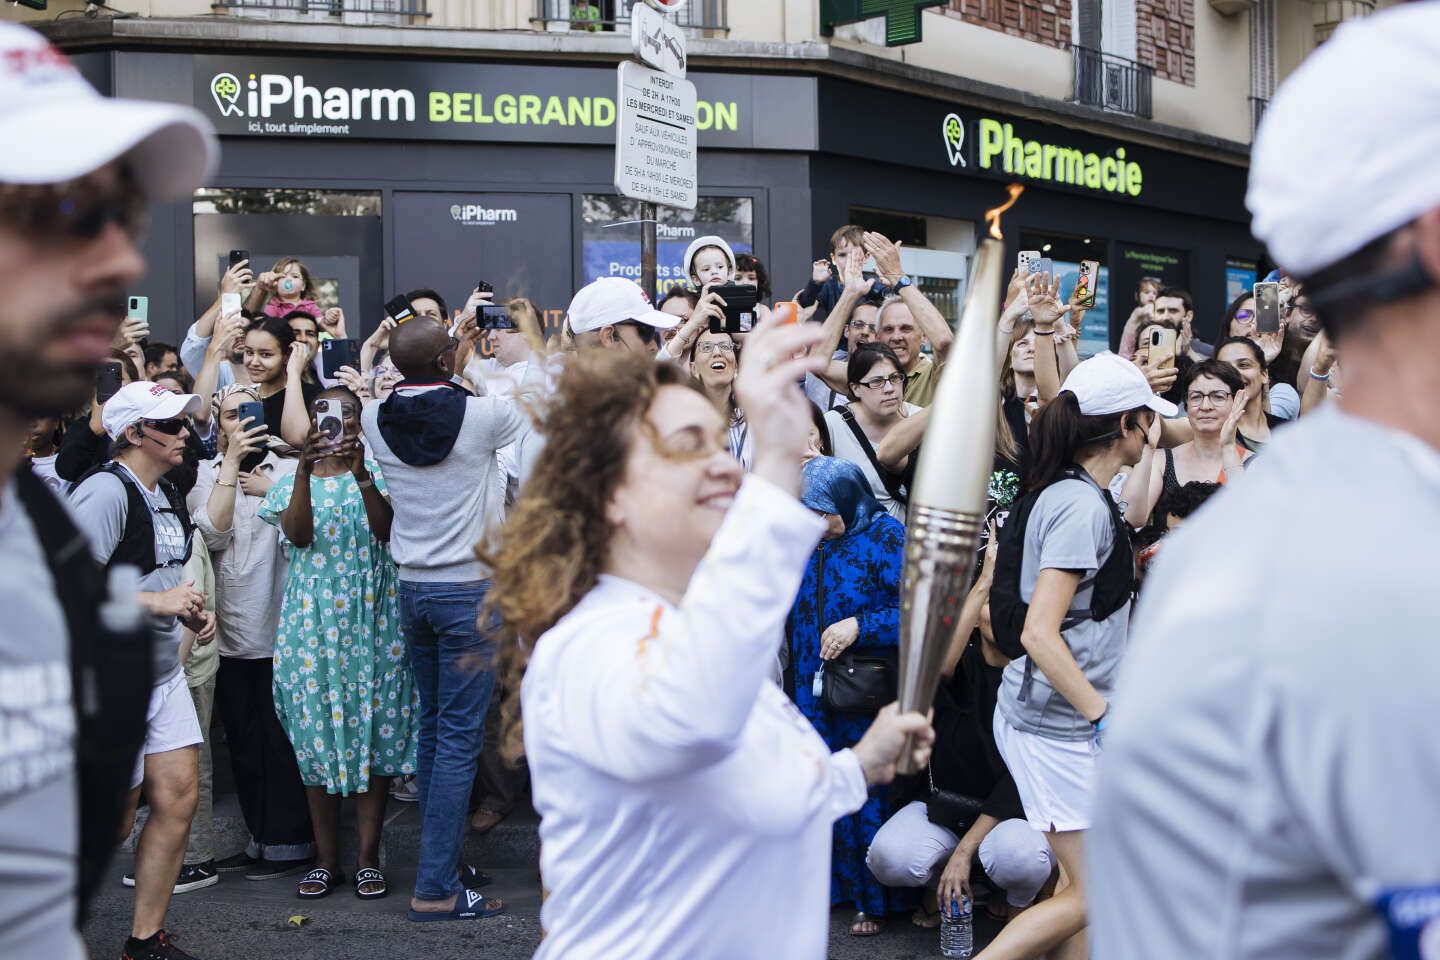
[
  {"xmin": 533, "ymin": 0, "xmax": 729, "ymax": 36},
  {"xmin": 1071, "ymin": 46, "xmax": 1153, "ymax": 120},
  {"xmin": 212, "ymin": 0, "xmax": 430, "ymax": 22}
]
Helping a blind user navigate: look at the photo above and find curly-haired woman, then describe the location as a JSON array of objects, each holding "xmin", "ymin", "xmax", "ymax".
[{"xmin": 483, "ymin": 321, "xmax": 933, "ymax": 959}]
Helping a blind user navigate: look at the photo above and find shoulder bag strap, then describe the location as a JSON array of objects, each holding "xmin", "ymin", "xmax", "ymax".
[{"xmin": 838, "ymin": 407, "xmax": 907, "ymax": 503}]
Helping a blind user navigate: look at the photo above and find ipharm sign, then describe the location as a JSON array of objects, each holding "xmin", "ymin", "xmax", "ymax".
[
  {"xmin": 450, "ymin": 204, "xmax": 518, "ymax": 226},
  {"xmin": 192, "ymin": 57, "xmax": 817, "ymax": 151}
]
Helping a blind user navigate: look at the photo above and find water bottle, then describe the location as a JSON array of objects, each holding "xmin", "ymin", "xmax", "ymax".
[{"xmin": 939, "ymin": 893, "xmax": 973, "ymax": 959}]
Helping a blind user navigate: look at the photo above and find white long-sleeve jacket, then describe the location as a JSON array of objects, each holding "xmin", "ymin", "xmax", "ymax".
[{"xmin": 522, "ymin": 475, "xmax": 868, "ymax": 960}]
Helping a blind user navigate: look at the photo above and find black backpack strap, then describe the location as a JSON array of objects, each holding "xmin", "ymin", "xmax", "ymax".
[
  {"xmin": 13, "ymin": 467, "xmax": 151, "ymax": 923},
  {"xmin": 837, "ymin": 407, "xmax": 908, "ymax": 504}
]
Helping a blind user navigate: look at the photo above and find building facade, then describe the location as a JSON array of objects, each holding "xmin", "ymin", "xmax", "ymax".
[{"xmin": 12, "ymin": 0, "xmax": 1390, "ymax": 347}]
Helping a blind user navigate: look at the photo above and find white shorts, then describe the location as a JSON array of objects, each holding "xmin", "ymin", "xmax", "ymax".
[
  {"xmin": 129, "ymin": 670, "xmax": 204, "ymax": 790},
  {"xmin": 993, "ymin": 709, "xmax": 1096, "ymax": 833}
]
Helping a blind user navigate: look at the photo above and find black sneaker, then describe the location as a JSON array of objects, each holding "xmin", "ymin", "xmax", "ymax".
[
  {"xmin": 121, "ymin": 862, "xmax": 219, "ymax": 894},
  {"xmin": 121, "ymin": 928, "xmax": 199, "ymax": 960},
  {"xmin": 213, "ymin": 851, "xmax": 257, "ymax": 873},
  {"xmin": 244, "ymin": 856, "xmax": 312, "ymax": 881}
]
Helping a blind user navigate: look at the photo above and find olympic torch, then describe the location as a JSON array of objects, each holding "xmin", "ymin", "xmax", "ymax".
[{"xmin": 894, "ymin": 186, "xmax": 1019, "ymax": 773}]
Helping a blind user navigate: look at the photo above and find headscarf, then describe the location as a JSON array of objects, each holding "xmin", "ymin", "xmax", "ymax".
[
  {"xmin": 212, "ymin": 382, "xmax": 297, "ymax": 458},
  {"xmin": 800, "ymin": 456, "xmax": 884, "ymax": 535}
]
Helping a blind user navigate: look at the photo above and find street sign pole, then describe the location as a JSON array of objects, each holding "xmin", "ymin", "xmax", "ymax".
[
  {"xmin": 617, "ymin": 0, "xmax": 693, "ymax": 304},
  {"xmin": 641, "ymin": 201, "xmax": 658, "ymax": 302}
]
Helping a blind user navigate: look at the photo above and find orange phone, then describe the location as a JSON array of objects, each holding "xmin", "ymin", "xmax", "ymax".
[
  {"xmin": 1143, "ymin": 325, "xmax": 1178, "ymax": 370},
  {"xmin": 771, "ymin": 300, "xmax": 800, "ymax": 325}
]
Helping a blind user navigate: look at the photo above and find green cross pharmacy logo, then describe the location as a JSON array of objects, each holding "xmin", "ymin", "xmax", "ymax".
[{"xmin": 820, "ymin": 0, "xmax": 947, "ymax": 46}]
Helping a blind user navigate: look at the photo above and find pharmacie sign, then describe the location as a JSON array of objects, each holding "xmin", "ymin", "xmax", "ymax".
[
  {"xmin": 192, "ymin": 56, "xmax": 813, "ymax": 150},
  {"xmin": 941, "ymin": 110, "xmax": 1145, "ymax": 198}
]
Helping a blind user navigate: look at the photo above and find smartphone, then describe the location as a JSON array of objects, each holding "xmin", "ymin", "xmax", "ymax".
[
  {"xmin": 772, "ymin": 300, "xmax": 800, "ymax": 325},
  {"xmin": 1033, "ymin": 257, "xmax": 1054, "ymax": 278},
  {"xmin": 1144, "ymin": 325, "xmax": 1178, "ymax": 371},
  {"xmin": 320, "ymin": 338, "xmax": 361, "ymax": 378},
  {"xmin": 479, "ymin": 305, "xmax": 514, "ymax": 331},
  {"xmin": 96, "ymin": 362, "xmax": 123, "ymax": 405},
  {"xmin": 228, "ymin": 249, "xmax": 249, "ymax": 269},
  {"xmin": 709, "ymin": 282, "xmax": 761, "ymax": 335},
  {"xmin": 1017, "ymin": 250, "xmax": 1040, "ymax": 274},
  {"xmin": 314, "ymin": 398, "xmax": 344, "ymax": 448},
  {"xmin": 127, "ymin": 295, "xmax": 149, "ymax": 334},
  {"xmin": 1254, "ymin": 281, "xmax": 1281, "ymax": 333},
  {"xmin": 236, "ymin": 400, "xmax": 268, "ymax": 472},
  {"xmin": 475, "ymin": 280, "xmax": 493, "ymax": 295},
  {"xmin": 1076, "ymin": 260, "xmax": 1100, "ymax": 309},
  {"xmin": 220, "ymin": 292, "xmax": 242, "ymax": 316},
  {"xmin": 385, "ymin": 295, "xmax": 417, "ymax": 324}
]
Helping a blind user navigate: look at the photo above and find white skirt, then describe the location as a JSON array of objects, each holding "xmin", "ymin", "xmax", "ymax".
[{"xmin": 993, "ymin": 709, "xmax": 1096, "ymax": 834}]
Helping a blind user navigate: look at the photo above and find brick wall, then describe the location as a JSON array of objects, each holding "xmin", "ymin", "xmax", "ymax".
[
  {"xmin": 1135, "ymin": 0, "xmax": 1196, "ymax": 84},
  {"xmin": 944, "ymin": 0, "xmax": 1073, "ymax": 51}
]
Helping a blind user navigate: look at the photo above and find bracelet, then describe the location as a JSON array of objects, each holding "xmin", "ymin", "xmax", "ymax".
[
  {"xmin": 214, "ymin": 478, "xmax": 236, "ymax": 488},
  {"xmin": 1309, "ymin": 366, "xmax": 1332, "ymax": 382},
  {"xmin": 356, "ymin": 477, "xmax": 374, "ymax": 490}
]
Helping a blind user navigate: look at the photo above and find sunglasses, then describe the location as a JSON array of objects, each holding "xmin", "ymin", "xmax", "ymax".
[
  {"xmin": 616, "ymin": 320, "xmax": 659, "ymax": 346},
  {"xmin": 142, "ymin": 418, "xmax": 189, "ymax": 436},
  {"xmin": 432, "ymin": 336, "xmax": 461, "ymax": 366},
  {"xmin": 0, "ymin": 164, "xmax": 147, "ymax": 244}
]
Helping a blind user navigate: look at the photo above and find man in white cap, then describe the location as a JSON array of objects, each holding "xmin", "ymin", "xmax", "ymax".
[
  {"xmin": 0, "ymin": 21, "xmax": 216, "ymax": 960},
  {"xmin": 565, "ymin": 275, "xmax": 680, "ymax": 356},
  {"xmin": 70, "ymin": 382, "xmax": 214, "ymax": 960},
  {"xmin": 1090, "ymin": 5, "xmax": 1440, "ymax": 959}
]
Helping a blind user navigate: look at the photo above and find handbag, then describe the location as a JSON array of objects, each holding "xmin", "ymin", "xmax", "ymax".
[
  {"xmin": 925, "ymin": 761, "xmax": 985, "ymax": 835},
  {"xmin": 821, "ymin": 651, "xmax": 896, "ymax": 714}
]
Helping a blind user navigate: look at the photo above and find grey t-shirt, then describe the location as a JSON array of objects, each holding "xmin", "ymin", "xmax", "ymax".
[
  {"xmin": 70, "ymin": 467, "xmax": 186, "ymax": 685},
  {"xmin": 1090, "ymin": 406, "xmax": 1440, "ymax": 960},
  {"xmin": 0, "ymin": 480, "xmax": 85, "ymax": 960},
  {"xmin": 997, "ymin": 476, "xmax": 1130, "ymax": 741}
]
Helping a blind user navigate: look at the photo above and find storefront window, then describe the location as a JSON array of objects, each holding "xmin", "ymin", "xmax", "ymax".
[
  {"xmin": 193, "ymin": 187, "xmax": 383, "ymax": 332},
  {"xmin": 1225, "ymin": 257, "xmax": 1258, "ymax": 307},
  {"xmin": 582, "ymin": 195, "xmax": 753, "ymax": 298}
]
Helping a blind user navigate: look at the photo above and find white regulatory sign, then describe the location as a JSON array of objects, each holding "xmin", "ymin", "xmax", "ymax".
[
  {"xmin": 631, "ymin": 2, "xmax": 687, "ymax": 78},
  {"xmin": 614, "ymin": 61, "xmax": 697, "ymax": 210}
]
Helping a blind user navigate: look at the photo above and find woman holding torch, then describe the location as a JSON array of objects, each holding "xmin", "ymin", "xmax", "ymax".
[{"xmin": 483, "ymin": 319, "xmax": 933, "ymax": 959}]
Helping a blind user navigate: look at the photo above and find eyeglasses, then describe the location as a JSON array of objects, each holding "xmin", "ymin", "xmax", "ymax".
[
  {"xmin": 1232, "ymin": 309, "xmax": 1255, "ymax": 322},
  {"xmin": 0, "ymin": 164, "xmax": 147, "ymax": 244},
  {"xmin": 1284, "ymin": 300, "xmax": 1316, "ymax": 317},
  {"xmin": 1185, "ymin": 390, "xmax": 1233, "ymax": 408},
  {"xmin": 616, "ymin": 320, "xmax": 659, "ymax": 346},
  {"xmin": 846, "ymin": 319, "xmax": 873, "ymax": 330},
  {"xmin": 143, "ymin": 418, "xmax": 189, "ymax": 435},
  {"xmin": 697, "ymin": 341, "xmax": 736, "ymax": 356},
  {"xmin": 856, "ymin": 373, "xmax": 904, "ymax": 390}
]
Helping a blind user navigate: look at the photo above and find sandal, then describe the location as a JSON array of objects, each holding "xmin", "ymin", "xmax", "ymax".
[
  {"xmin": 354, "ymin": 867, "xmax": 388, "ymax": 900},
  {"xmin": 406, "ymin": 889, "xmax": 505, "ymax": 922},
  {"xmin": 911, "ymin": 903, "xmax": 942, "ymax": 929},
  {"xmin": 297, "ymin": 867, "xmax": 344, "ymax": 899},
  {"xmin": 849, "ymin": 911, "xmax": 886, "ymax": 937}
]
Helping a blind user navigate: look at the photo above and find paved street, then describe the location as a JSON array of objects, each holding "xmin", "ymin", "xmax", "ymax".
[{"xmin": 84, "ymin": 790, "xmax": 1002, "ymax": 959}]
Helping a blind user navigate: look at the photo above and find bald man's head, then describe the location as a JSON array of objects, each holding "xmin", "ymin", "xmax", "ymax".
[{"xmin": 389, "ymin": 317, "xmax": 454, "ymax": 380}]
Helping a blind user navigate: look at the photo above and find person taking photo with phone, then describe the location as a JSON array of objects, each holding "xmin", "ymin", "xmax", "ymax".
[{"xmin": 187, "ymin": 385, "xmax": 316, "ymax": 881}]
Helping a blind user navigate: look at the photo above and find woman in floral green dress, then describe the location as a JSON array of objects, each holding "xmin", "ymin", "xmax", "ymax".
[{"xmin": 260, "ymin": 386, "xmax": 417, "ymax": 900}]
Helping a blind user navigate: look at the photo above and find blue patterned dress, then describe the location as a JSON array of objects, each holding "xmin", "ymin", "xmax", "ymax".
[
  {"xmin": 787, "ymin": 457, "xmax": 906, "ymax": 918},
  {"xmin": 259, "ymin": 463, "xmax": 418, "ymax": 796}
]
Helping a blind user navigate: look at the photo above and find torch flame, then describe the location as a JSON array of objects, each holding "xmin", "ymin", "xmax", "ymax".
[{"xmin": 984, "ymin": 184, "xmax": 1025, "ymax": 240}]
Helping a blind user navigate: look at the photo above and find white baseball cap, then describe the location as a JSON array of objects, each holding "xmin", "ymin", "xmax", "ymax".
[
  {"xmin": 682, "ymin": 235, "xmax": 737, "ymax": 280},
  {"xmin": 566, "ymin": 277, "xmax": 680, "ymax": 335},
  {"xmin": 1247, "ymin": 3, "xmax": 1440, "ymax": 276},
  {"xmin": 0, "ymin": 23, "xmax": 217, "ymax": 199},
  {"xmin": 103, "ymin": 381, "xmax": 203, "ymax": 441},
  {"xmin": 1061, "ymin": 352, "xmax": 1178, "ymax": 418}
]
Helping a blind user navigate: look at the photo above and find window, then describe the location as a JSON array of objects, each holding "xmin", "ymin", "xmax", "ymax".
[{"xmin": 582, "ymin": 195, "xmax": 753, "ymax": 297}]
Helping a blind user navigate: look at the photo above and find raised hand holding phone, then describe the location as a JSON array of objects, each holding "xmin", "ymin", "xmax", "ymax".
[{"xmin": 220, "ymin": 258, "xmax": 252, "ymax": 295}]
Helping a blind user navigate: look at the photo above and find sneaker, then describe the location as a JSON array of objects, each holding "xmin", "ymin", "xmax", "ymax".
[
  {"xmin": 121, "ymin": 928, "xmax": 199, "ymax": 960},
  {"xmin": 244, "ymin": 856, "xmax": 312, "ymax": 881},
  {"xmin": 390, "ymin": 775, "xmax": 419, "ymax": 803},
  {"xmin": 121, "ymin": 861, "xmax": 218, "ymax": 894},
  {"xmin": 213, "ymin": 851, "xmax": 257, "ymax": 873}
]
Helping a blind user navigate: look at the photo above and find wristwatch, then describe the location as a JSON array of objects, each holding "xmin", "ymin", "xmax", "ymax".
[{"xmin": 891, "ymin": 274, "xmax": 914, "ymax": 292}]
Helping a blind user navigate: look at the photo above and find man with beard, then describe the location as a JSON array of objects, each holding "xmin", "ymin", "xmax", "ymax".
[{"xmin": 0, "ymin": 22, "xmax": 216, "ymax": 960}]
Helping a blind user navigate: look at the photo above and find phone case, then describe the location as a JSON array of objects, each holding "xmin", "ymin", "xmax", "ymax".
[
  {"xmin": 1254, "ymin": 283, "xmax": 1281, "ymax": 333},
  {"xmin": 1146, "ymin": 326, "xmax": 1178, "ymax": 370},
  {"xmin": 127, "ymin": 296, "xmax": 149, "ymax": 323},
  {"xmin": 1035, "ymin": 257, "xmax": 1054, "ymax": 277},
  {"xmin": 1018, "ymin": 250, "xmax": 1040, "ymax": 274},
  {"xmin": 1076, "ymin": 260, "xmax": 1100, "ymax": 308}
]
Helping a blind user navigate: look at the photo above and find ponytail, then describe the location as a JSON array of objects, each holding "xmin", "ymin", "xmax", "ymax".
[{"xmin": 1027, "ymin": 391, "xmax": 1133, "ymax": 491}]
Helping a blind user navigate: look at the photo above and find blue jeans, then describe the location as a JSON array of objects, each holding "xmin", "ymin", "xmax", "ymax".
[{"xmin": 399, "ymin": 579, "xmax": 496, "ymax": 901}]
